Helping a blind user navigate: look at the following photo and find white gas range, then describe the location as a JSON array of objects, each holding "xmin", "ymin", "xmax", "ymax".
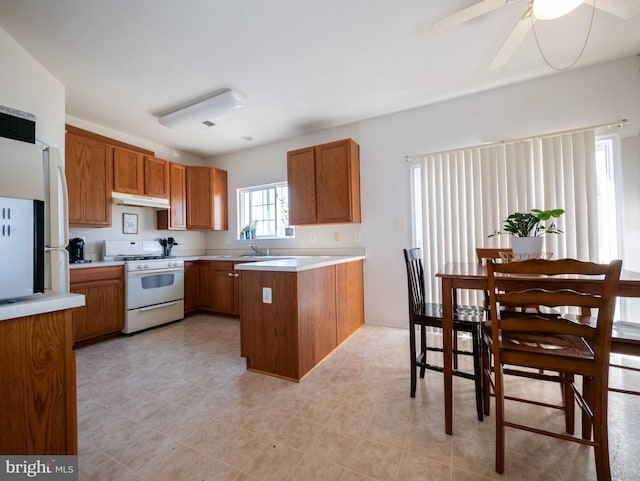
[{"xmin": 103, "ymin": 240, "xmax": 184, "ymax": 334}]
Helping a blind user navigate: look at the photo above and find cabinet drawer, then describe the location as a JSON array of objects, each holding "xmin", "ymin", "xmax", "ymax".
[{"xmin": 70, "ymin": 265, "xmax": 123, "ymax": 283}]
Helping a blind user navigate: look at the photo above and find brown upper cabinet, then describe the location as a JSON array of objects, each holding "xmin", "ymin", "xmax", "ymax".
[
  {"xmin": 157, "ymin": 162, "xmax": 187, "ymax": 230},
  {"xmin": 143, "ymin": 156, "xmax": 170, "ymax": 199},
  {"xmin": 186, "ymin": 166, "xmax": 228, "ymax": 231},
  {"xmin": 113, "ymin": 147, "xmax": 144, "ymax": 195},
  {"xmin": 66, "ymin": 133, "xmax": 113, "ymax": 227},
  {"xmin": 287, "ymin": 138, "xmax": 361, "ymax": 225}
]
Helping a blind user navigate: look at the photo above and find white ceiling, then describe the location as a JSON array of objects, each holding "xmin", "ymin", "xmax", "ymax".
[{"xmin": 1, "ymin": 0, "xmax": 639, "ymax": 158}]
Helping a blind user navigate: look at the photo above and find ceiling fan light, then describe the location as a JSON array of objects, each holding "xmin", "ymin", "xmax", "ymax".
[{"xmin": 532, "ymin": 0, "xmax": 584, "ymax": 20}]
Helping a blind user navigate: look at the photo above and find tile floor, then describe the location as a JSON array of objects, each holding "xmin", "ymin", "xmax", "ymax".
[{"xmin": 76, "ymin": 314, "xmax": 640, "ymax": 481}]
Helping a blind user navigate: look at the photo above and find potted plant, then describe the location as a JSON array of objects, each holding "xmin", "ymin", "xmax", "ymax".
[
  {"xmin": 489, "ymin": 208, "xmax": 565, "ymax": 259},
  {"xmin": 249, "ymin": 220, "xmax": 258, "ymax": 239}
]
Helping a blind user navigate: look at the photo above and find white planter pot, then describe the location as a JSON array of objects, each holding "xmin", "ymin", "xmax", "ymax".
[{"xmin": 510, "ymin": 236, "xmax": 543, "ymax": 261}]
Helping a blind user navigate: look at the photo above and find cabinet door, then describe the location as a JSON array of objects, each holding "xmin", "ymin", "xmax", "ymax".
[
  {"xmin": 287, "ymin": 147, "xmax": 317, "ymax": 225},
  {"xmin": 186, "ymin": 166, "xmax": 228, "ymax": 231},
  {"xmin": 113, "ymin": 147, "xmax": 144, "ymax": 194},
  {"xmin": 186, "ymin": 166, "xmax": 214, "ymax": 229},
  {"xmin": 157, "ymin": 162, "xmax": 187, "ymax": 230},
  {"xmin": 184, "ymin": 261, "xmax": 200, "ymax": 313},
  {"xmin": 70, "ymin": 266, "xmax": 124, "ymax": 343},
  {"xmin": 316, "ymin": 139, "xmax": 361, "ymax": 223},
  {"xmin": 211, "ymin": 264, "xmax": 236, "ymax": 315},
  {"xmin": 144, "ymin": 156, "xmax": 169, "ymax": 198},
  {"xmin": 66, "ymin": 133, "xmax": 112, "ymax": 227},
  {"xmin": 199, "ymin": 261, "xmax": 213, "ymax": 309},
  {"xmin": 212, "ymin": 168, "xmax": 228, "ymax": 231}
]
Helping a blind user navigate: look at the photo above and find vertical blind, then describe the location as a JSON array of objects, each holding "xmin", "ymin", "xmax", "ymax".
[{"xmin": 419, "ymin": 129, "xmax": 597, "ymax": 303}]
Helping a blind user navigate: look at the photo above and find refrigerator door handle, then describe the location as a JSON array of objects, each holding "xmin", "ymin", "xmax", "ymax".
[
  {"xmin": 58, "ymin": 156, "xmax": 69, "ymax": 249},
  {"xmin": 45, "ymin": 148, "xmax": 69, "ymax": 249}
]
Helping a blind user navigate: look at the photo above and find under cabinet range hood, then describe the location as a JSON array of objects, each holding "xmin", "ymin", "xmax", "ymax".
[{"xmin": 111, "ymin": 191, "xmax": 170, "ymax": 209}]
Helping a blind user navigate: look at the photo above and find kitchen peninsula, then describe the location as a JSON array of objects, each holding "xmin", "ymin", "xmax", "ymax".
[{"xmin": 236, "ymin": 256, "xmax": 364, "ymax": 381}]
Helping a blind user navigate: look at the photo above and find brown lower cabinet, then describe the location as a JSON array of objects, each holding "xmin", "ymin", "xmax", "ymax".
[
  {"xmin": 186, "ymin": 260, "xmax": 249, "ymax": 316},
  {"xmin": 0, "ymin": 309, "xmax": 78, "ymax": 454},
  {"xmin": 70, "ymin": 265, "xmax": 124, "ymax": 344}
]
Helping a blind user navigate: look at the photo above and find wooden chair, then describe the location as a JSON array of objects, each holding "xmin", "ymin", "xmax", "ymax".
[
  {"xmin": 403, "ymin": 248, "xmax": 485, "ymax": 421},
  {"xmin": 476, "ymin": 247, "xmax": 513, "ymax": 265},
  {"xmin": 609, "ymin": 322, "xmax": 640, "ymax": 396},
  {"xmin": 483, "ymin": 258, "xmax": 622, "ymax": 481}
]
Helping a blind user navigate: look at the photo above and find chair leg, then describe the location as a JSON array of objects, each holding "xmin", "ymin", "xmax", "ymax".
[
  {"xmin": 453, "ymin": 331, "xmax": 459, "ymax": 370},
  {"xmin": 592, "ymin": 374, "xmax": 612, "ymax": 481},
  {"xmin": 562, "ymin": 372, "xmax": 575, "ymax": 435},
  {"xmin": 410, "ymin": 322, "xmax": 417, "ymax": 398},
  {"xmin": 419, "ymin": 324, "xmax": 427, "ymax": 379},
  {"xmin": 582, "ymin": 377, "xmax": 593, "ymax": 440},
  {"xmin": 471, "ymin": 327, "xmax": 483, "ymax": 422},
  {"xmin": 495, "ymin": 364, "xmax": 505, "ymax": 474},
  {"xmin": 482, "ymin": 338, "xmax": 491, "ymax": 417}
]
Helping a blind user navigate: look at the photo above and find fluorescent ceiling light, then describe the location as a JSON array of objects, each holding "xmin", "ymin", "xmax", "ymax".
[
  {"xmin": 532, "ymin": 0, "xmax": 584, "ymax": 20},
  {"xmin": 159, "ymin": 89, "xmax": 246, "ymax": 129}
]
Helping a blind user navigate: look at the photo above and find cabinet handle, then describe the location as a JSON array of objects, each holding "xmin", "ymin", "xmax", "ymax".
[{"xmin": 228, "ymin": 272, "xmax": 239, "ymax": 277}]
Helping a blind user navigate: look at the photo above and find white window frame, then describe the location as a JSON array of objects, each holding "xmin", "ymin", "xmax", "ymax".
[
  {"xmin": 595, "ymin": 134, "xmax": 624, "ymax": 262},
  {"xmin": 237, "ymin": 181, "xmax": 290, "ymax": 239}
]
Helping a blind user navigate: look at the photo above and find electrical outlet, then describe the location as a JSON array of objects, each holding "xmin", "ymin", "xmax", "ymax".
[
  {"xmin": 334, "ymin": 232, "xmax": 340, "ymax": 242},
  {"xmin": 310, "ymin": 234, "xmax": 317, "ymax": 243},
  {"xmin": 355, "ymin": 232, "xmax": 361, "ymax": 242},
  {"xmin": 262, "ymin": 287, "xmax": 272, "ymax": 304}
]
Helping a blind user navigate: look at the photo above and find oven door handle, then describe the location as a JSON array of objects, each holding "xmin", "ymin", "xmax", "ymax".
[
  {"xmin": 128, "ymin": 267, "xmax": 183, "ymax": 276},
  {"xmin": 138, "ymin": 301, "xmax": 179, "ymax": 312}
]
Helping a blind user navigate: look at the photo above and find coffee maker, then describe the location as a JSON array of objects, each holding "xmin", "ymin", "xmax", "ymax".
[{"xmin": 68, "ymin": 237, "xmax": 87, "ymax": 263}]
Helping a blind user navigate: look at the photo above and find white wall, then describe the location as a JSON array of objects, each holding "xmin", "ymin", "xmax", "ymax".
[
  {"xmin": 209, "ymin": 56, "xmax": 640, "ymax": 329},
  {"xmin": 64, "ymin": 116, "xmax": 209, "ymax": 260},
  {"xmin": 0, "ymin": 27, "xmax": 65, "ymax": 151}
]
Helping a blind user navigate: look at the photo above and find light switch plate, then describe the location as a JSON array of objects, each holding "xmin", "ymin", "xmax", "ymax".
[{"xmin": 262, "ymin": 287, "xmax": 272, "ymax": 304}]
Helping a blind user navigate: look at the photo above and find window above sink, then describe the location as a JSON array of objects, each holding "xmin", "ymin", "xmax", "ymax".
[{"xmin": 237, "ymin": 181, "xmax": 293, "ymax": 240}]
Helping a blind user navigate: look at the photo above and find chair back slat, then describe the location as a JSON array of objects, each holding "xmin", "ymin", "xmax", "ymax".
[
  {"xmin": 497, "ymin": 289, "xmax": 603, "ymax": 310},
  {"xmin": 404, "ymin": 248, "xmax": 425, "ymax": 316}
]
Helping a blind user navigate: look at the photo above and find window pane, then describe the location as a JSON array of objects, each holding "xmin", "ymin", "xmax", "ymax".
[{"xmin": 237, "ymin": 181, "xmax": 290, "ymax": 239}]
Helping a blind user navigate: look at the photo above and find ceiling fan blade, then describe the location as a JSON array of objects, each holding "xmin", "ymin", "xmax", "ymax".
[
  {"xmin": 432, "ymin": 0, "xmax": 516, "ymax": 33},
  {"xmin": 489, "ymin": 14, "xmax": 533, "ymax": 69},
  {"xmin": 584, "ymin": 0, "xmax": 640, "ymax": 19}
]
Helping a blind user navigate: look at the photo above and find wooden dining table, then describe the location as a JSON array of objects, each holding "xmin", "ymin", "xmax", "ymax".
[{"xmin": 436, "ymin": 262, "xmax": 640, "ymax": 435}]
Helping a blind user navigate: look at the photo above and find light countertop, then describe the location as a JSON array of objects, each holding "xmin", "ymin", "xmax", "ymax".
[
  {"xmin": 0, "ymin": 291, "xmax": 85, "ymax": 321},
  {"xmin": 233, "ymin": 255, "xmax": 365, "ymax": 272}
]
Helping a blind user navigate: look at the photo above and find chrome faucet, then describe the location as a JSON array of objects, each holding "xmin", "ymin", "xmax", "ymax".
[{"xmin": 249, "ymin": 245, "xmax": 269, "ymax": 256}]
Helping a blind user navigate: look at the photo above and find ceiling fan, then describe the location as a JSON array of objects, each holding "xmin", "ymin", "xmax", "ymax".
[{"xmin": 432, "ymin": 0, "xmax": 640, "ymax": 69}]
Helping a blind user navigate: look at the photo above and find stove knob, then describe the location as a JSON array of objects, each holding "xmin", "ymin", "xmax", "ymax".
[
  {"xmin": 137, "ymin": 265, "xmax": 143, "ymax": 270},
  {"xmin": 144, "ymin": 263, "xmax": 149, "ymax": 269},
  {"xmin": 171, "ymin": 262, "xmax": 176, "ymax": 267}
]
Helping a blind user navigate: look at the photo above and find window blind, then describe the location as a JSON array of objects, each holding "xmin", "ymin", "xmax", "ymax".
[{"xmin": 418, "ymin": 129, "xmax": 598, "ymax": 303}]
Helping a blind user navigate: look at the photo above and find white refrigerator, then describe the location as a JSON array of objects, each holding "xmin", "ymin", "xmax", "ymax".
[{"xmin": 0, "ymin": 136, "xmax": 69, "ymax": 292}]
